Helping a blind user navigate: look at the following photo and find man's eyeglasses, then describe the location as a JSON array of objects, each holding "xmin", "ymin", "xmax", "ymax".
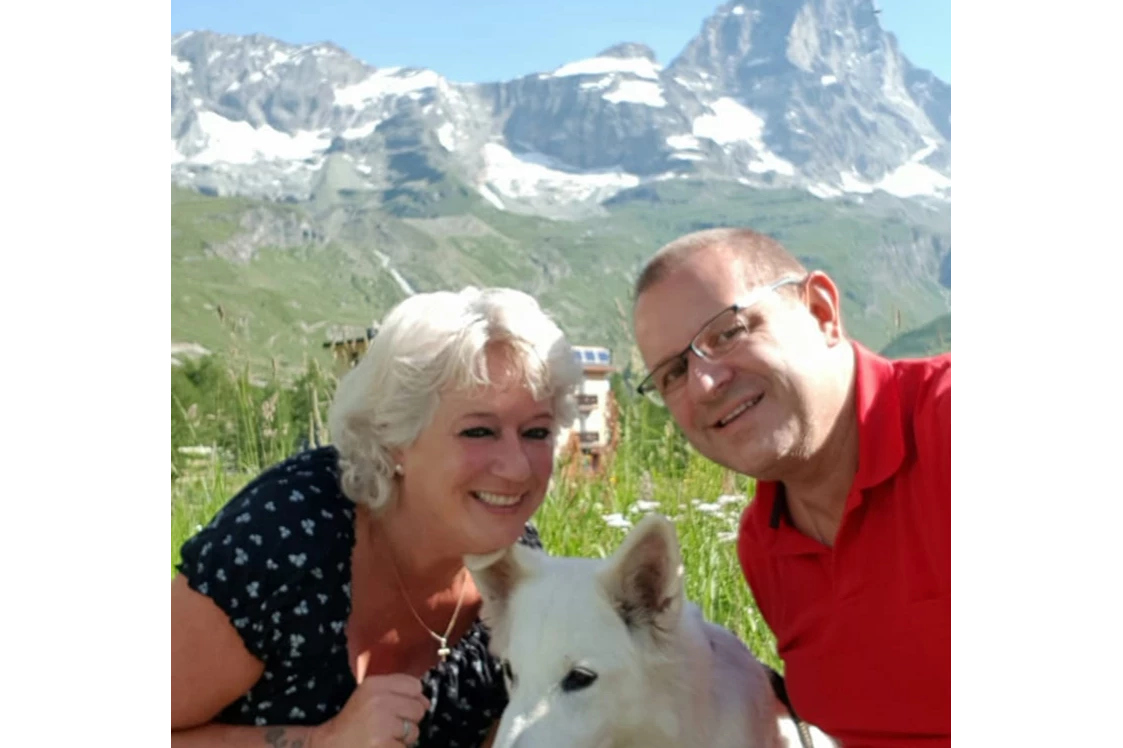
[{"xmin": 636, "ymin": 275, "xmax": 805, "ymax": 406}]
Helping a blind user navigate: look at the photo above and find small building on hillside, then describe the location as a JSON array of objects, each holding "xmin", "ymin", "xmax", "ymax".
[
  {"xmin": 557, "ymin": 345, "xmax": 619, "ymax": 475},
  {"xmin": 324, "ymin": 324, "xmax": 380, "ymax": 373}
]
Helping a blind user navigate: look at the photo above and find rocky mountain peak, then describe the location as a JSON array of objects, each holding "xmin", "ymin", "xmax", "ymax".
[
  {"xmin": 170, "ymin": 0, "xmax": 950, "ymax": 215},
  {"xmin": 597, "ymin": 42, "xmax": 658, "ymax": 61}
]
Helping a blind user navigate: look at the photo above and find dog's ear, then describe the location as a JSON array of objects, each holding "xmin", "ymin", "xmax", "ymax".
[
  {"xmin": 465, "ymin": 544, "xmax": 536, "ymax": 632},
  {"xmin": 598, "ymin": 513, "xmax": 684, "ymax": 637}
]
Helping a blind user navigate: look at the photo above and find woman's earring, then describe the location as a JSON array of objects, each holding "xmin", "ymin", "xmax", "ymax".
[{"xmin": 394, "ymin": 463, "xmax": 404, "ymax": 476}]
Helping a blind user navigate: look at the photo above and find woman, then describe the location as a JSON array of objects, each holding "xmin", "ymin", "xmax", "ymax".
[{"xmin": 171, "ymin": 286, "xmax": 581, "ymax": 747}]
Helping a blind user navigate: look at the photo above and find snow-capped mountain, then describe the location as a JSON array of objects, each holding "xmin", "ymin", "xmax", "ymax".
[{"xmin": 171, "ymin": 0, "xmax": 950, "ymax": 218}]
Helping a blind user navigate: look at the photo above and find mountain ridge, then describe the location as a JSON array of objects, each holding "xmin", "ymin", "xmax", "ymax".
[
  {"xmin": 171, "ymin": 0, "xmax": 949, "ymax": 216},
  {"xmin": 170, "ymin": 0, "xmax": 951, "ymax": 376}
]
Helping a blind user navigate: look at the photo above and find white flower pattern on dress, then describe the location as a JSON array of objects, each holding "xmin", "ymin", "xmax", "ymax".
[{"xmin": 176, "ymin": 446, "xmax": 540, "ymax": 748}]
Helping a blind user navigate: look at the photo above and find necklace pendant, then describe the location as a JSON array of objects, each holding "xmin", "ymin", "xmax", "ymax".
[{"xmin": 437, "ymin": 644, "xmax": 451, "ymax": 661}]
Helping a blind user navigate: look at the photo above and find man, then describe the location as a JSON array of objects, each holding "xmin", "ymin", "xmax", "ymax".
[{"xmin": 631, "ymin": 228, "xmax": 949, "ymax": 748}]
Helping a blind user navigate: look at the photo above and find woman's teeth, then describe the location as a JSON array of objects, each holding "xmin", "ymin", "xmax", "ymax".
[{"xmin": 473, "ymin": 491, "xmax": 522, "ymax": 507}]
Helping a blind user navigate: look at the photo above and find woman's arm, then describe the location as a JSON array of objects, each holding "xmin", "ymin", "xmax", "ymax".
[
  {"xmin": 172, "ymin": 723, "xmax": 318, "ymax": 747},
  {"xmin": 479, "ymin": 721, "xmax": 499, "ymax": 748},
  {"xmin": 172, "ymin": 573, "xmax": 312, "ymax": 745}
]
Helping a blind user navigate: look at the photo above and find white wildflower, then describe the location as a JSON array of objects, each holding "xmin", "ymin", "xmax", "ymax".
[
  {"xmin": 629, "ymin": 499, "xmax": 660, "ymax": 514},
  {"xmin": 602, "ymin": 513, "xmax": 633, "ymax": 529}
]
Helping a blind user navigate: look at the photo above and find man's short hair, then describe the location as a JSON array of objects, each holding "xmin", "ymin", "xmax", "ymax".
[{"xmin": 634, "ymin": 228, "xmax": 807, "ymax": 300}]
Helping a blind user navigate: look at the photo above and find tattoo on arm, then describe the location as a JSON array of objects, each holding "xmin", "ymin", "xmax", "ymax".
[{"xmin": 264, "ymin": 727, "xmax": 306, "ymax": 747}]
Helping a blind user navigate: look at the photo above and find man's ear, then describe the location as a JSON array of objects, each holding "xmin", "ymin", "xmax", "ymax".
[{"xmin": 804, "ymin": 270, "xmax": 844, "ymax": 344}]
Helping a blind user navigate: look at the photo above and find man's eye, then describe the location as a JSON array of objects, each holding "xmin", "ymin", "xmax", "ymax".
[
  {"xmin": 660, "ymin": 358, "xmax": 688, "ymax": 388},
  {"xmin": 717, "ymin": 321, "xmax": 748, "ymax": 342}
]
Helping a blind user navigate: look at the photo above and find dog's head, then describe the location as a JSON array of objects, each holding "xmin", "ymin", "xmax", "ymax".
[{"xmin": 465, "ymin": 514, "xmax": 687, "ymax": 748}]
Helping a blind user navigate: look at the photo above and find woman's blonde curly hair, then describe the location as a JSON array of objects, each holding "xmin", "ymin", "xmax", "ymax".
[{"xmin": 327, "ymin": 286, "xmax": 581, "ymax": 513}]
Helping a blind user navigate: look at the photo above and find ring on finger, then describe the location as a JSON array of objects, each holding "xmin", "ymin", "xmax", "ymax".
[{"xmin": 401, "ymin": 718, "xmax": 411, "ymax": 742}]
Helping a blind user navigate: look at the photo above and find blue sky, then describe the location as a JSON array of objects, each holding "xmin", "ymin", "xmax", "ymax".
[{"xmin": 170, "ymin": 0, "xmax": 950, "ymax": 84}]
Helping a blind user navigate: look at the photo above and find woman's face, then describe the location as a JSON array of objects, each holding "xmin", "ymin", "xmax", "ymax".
[{"xmin": 395, "ymin": 348, "xmax": 559, "ymax": 555}]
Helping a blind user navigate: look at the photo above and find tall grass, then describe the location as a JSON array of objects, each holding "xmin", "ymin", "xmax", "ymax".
[
  {"xmin": 169, "ymin": 357, "xmax": 781, "ymax": 670},
  {"xmin": 171, "ymin": 354, "xmax": 335, "ymax": 477}
]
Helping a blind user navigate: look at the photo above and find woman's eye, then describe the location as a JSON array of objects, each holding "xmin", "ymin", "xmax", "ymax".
[
  {"xmin": 460, "ymin": 427, "xmax": 495, "ymax": 438},
  {"xmin": 523, "ymin": 428, "xmax": 551, "ymax": 440}
]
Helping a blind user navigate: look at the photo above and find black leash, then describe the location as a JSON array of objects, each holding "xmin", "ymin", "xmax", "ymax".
[{"xmin": 767, "ymin": 667, "xmax": 816, "ymax": 748}]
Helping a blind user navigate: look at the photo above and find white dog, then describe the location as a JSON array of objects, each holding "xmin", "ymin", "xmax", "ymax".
[{"xmin": 466, "ymin": 513, "xmax": 834, "ymax": 748}]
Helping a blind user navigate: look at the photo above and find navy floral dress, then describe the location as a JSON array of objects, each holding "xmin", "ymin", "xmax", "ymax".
[{"xmin": 177, "ymin": 446, "xmax": 540, "ymax": 747}]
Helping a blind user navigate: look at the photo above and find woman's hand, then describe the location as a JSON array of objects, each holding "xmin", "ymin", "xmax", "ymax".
[{"xmin": 313, "ymin": 673, "xmax": 430, "ymax": 747}]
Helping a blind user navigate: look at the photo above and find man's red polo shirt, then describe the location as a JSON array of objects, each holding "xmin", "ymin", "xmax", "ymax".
[{"xmin": 737, "ymin": 342, "xmax": 950, "ymax": 747}]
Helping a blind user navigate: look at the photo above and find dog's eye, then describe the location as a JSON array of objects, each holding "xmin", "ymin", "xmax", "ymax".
[
  {"xmin": 560, "ymin": 667, "xmax": 598, "ymax": 692},
  {"xmin": 502, "ymin": 660, "xmax": 517, "ymax": 686}
]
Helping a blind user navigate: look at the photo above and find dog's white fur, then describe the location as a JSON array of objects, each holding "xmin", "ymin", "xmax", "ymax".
[{"xmin": 466, "ymin": 513, "xmax": 834, "ymax": 748}]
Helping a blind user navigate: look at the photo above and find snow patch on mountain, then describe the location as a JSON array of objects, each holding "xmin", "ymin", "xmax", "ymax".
[
  {"xmin": 547, "ymin": 56, "xmax": 661, "ymax": 81},
  {"xmin": 334, "ymin": 68, "xmax": 443, "ymax": 108},
  {"xmin": 480, "ymin": 143, "xmax": 640, "ymax": 204},
  {"xmin": 693, "ymin": 98, "xmax": 794, "ymax": 176},
  {"xmin": 604, "ymin": 80, "xmax": 667, "ymax": 107},
  {"xmin": 188, "ymin": 112, "xmax": 332, "ymax": 164}
]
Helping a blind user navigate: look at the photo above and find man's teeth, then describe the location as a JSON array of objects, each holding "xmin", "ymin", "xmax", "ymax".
[
  {"xmin": 719, "ymin": 395, "xmax": 763, "ymax": 426},
  {"xmin": 473, "ymin": 491, "xmax": 522, "ymax": 507}
]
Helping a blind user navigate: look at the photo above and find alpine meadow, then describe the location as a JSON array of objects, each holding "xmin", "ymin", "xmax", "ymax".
[{"xmin": 171, "ymin": 0, "xmax": 951, "ymax": 674}]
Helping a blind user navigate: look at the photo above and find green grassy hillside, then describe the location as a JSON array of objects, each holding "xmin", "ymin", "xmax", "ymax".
[
  {"xmin": 172, "ymin": 187, "xmax": 410, "ymax": 369},
  {"xmin": 172, "ymin": 182, "xmax": 951, "ymax": 379},
  {"xmin": 881, "ymin": 313, "xmax": 952, "ymax": 359}
]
